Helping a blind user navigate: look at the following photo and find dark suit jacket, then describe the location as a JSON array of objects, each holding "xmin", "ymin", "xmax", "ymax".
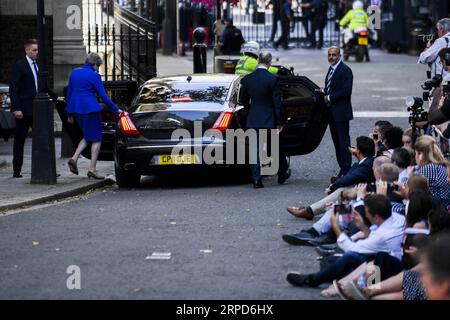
[
  {"xmin": 240, "ymin": 68, "xmax": 283, "ymax": 129},
  {"xmin": 325, "ymin": 61, "xmax": 353, "ymax": 122},
  {"xmin": 9, "ymin": 58, "xmax": 57, "ymax": 116},
  {"xmin": 329, "ymin": 157, "xmax": 375, "ymax": 192}
]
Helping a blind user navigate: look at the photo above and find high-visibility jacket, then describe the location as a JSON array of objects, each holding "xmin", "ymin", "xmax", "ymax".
[
  {"xmin": 235, "ymin": 55, "xmax": 279, "ymax": 75},
  {"xmin": 339, "ymin": 9, "xmax": 368, "ymax": 31}
]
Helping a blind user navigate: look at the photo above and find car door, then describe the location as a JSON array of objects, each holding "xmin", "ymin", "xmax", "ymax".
[
  {"xmin": 278, "ymin": 75, "xmax": 329, "ymax": 156},
  {"xmin": 60, "ymin": 80, "xmax": 139, "ymax": 161}
]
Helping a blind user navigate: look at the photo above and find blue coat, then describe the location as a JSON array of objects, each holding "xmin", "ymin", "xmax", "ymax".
[
  {"xmin": 239, "ymin": 68, "xmax": 283, "ymax": 129},
  {"xmin": 66, "ymin": 64, "xmax": 119, "ymax": 115},
  {"xmin": 329, "ymin": 157, "xmax": 375, "ymax": 192},
  {"xmin": 325, "ymin": 61, "xmax": 354, "ymax": 122}
]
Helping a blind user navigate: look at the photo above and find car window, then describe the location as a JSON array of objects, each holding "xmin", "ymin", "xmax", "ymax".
[{"xmin": 135, "ymin": 82, "xmax": 230, "ymax": 104}]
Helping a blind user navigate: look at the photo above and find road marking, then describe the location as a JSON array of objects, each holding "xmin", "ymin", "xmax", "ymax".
[{"xmin": 354, "ymin": 111, "xmax": 409, "ymax": 118}]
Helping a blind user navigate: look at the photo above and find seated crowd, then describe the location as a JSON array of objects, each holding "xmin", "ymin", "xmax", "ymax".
[{"xmin": 282, "ymin": 121, "xmax": 450, "ymax": 300}]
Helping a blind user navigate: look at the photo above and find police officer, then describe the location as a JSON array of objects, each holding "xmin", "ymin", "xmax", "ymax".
[
  {"xmin": 235, "ymin": 41, "xmax": 279, "ymax": 75},
  {"xmin": 419, "ymin": 18, "xmax": 450, "ymax": 81},
  {"xmin": 339, "ymin": 1, "xmax": 369, "ymax": 60}
]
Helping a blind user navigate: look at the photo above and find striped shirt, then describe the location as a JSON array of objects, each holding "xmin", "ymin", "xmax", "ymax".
[{"xmin": 416, "ymin": 163, "xmax": 450, "ymax": 207}]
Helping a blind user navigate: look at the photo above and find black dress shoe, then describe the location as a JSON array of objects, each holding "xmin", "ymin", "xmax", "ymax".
[
  {"xmin": 278, "ymin": 169, "xmax": 291, "ymax": 185},
  {"xmin": 286, "ymin": 273, "xmax": 317, "ymax": 287},
  {"xmin": 253, "ymin": 180, "xmax": 264, "ymax": 189},
  {"xmin": 307, "ymin": 233, "xmax": 337, "ymax": 246},
  {"xmin": 13, "ymin": 172, "xmax": 23, "ymax": 178},
  {"xmin": 282, "ymin": 229, "xmax": 319, "ymax": 246}
]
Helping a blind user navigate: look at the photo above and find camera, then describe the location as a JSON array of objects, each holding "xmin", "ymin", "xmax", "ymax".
[
  {"xmin": 406, "ymin": 96, "xmax": 429, "ymax": 132},
  {"xmin": 422, "ymin": 74, "xmax": 443, "ymax": 92},
  {"xmin": 366, "ymin": 182, "xmax": 399, "ymax": 193},
  {"xmin": 442, "ymin": 80, "xmax": 450, "ymax": 98},
  {"xmin": 418, "ymin": 33, "xmax": 437, "ymax": 45},
  {"xmin": 373, "ymin": 133, "xmax": 379, "ymax": 140}
]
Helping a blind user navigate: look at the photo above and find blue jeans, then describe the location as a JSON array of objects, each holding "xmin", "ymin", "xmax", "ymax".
[{"xmin": 312, "ymin": 251, "xmax": 373, "ymax": 286}]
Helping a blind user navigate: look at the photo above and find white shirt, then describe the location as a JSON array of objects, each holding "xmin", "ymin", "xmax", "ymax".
[
  {"xmin": 337, "ymin": 212, "xmax": 405, "ymax": 260},
  {"xmin": 418, "ymin": 32, "xmax": 450, "ymax": 79},
  {"xmin": 257, "ymin": 65, "xmax": 268, "ymax": 70},
  {"xmin": 26, "ymin": 55, "xmax": 39, "ymax": 94},
  {"xmin": 326, "ymin": 59, "xmax": 342, "ymax": 102},
  {"xmin": 358, "ymin": 157, "xmax": 367, "ymax": 165}
]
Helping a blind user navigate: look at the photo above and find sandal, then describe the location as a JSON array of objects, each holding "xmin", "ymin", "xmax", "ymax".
[{"xmin": 343, "ymin": 281, "xmax": 369, "ymax": 300}]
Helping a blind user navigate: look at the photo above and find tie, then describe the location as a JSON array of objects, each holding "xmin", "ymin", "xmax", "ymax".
[
  {"xmin": 325, "ymin": 66, "xmax": 334, "ymax": 94},
  {"xmin": 32, "ymin": 61, "xmax": 39, "ymax": 93}
]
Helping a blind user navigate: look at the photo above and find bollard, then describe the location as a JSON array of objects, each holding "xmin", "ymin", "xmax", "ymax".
[{"xmin": 193, "ymin": 27, "xmax": 207, "ymax": 73}]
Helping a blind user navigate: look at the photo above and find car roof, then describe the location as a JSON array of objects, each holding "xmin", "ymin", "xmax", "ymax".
[{"xmin": 142, "ymin": 73, "xmax": 240, "ymax": 87}]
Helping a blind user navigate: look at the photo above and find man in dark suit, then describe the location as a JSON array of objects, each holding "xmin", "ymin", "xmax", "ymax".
[
  {"xmin": 239, "ymin": 51, "xmax": 290, "ymax": 188},
  {"xmin": 9, "ymin": 39, "xmax": 58, "ymax": 177},
  {"xmin": 324, "ymin": 46, "xmax": 354, "ymax": 182}
]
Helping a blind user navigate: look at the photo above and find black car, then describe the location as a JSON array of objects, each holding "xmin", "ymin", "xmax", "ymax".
[
  {"xmin": 66, "ymin": 74, "xmax": 329, "ymax": 188},
  {"xmin": 0, "ymin": 83, "xmax": 15, "ymax": 141}
]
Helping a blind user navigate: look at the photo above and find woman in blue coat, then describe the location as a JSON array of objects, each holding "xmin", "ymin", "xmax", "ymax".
[{"xmin": 66, "ymin": 53, "xmax": 120, "ymax": 179}]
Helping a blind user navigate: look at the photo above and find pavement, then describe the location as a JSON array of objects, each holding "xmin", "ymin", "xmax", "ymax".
[{"xmin": 0, "ymin": 138, "xmax": 115, "ymax": 213}]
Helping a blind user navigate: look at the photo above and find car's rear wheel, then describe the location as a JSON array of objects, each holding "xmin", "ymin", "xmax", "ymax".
[{"xmin": 115, "ymin": 163, "xmax": 141, "ymax": 188}]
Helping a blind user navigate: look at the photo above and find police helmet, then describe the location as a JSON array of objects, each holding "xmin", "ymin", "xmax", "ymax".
[
  {"xmin": 241, "ymin": 41, "xmax": 260, "ymax": 56},
  {"xmin": 353, "ymin": 1, "xmax": 364, "ymax": 10}
]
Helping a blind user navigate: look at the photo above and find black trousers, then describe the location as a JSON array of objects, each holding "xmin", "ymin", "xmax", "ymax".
[
  {"xmin": 275, "ymin": 20, "xmax": 290, "ymax": 49},
  {"xmin": 249, "ymin": 129, "xmax": 289, "ymax": 183},
  {"xmin": 13, "ymin": 115, "xmax": 33, "ymax": 173},
  {"xmin": 329, "ymin": 118, "xmax": 351, "ymax": 175},
  {"xmin": 270, "ymin": 16, "xmax": 280, "ymax": 42},
  {"xmin": 310, "ymin": 19, "xmax": 325, "ymax": 48}
]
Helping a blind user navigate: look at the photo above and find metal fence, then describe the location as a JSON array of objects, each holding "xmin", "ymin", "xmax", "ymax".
[
  {"xmin": 231, "ymin": 1, "xmax": 341, "ymax": 48},
  {"xmin": 83, "ymin": 0, "xmax": 157, "ymax": 85}
]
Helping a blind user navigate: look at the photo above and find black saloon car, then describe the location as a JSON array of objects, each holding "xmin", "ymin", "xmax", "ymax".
[{"xmin": 66, "ymin": 73, "xmax": 329, "ymax": 188}]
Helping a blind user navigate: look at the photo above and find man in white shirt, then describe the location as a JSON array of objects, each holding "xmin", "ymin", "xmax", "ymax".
[
  {"xmin": 286, "ymin": 194, "xmax": 404, "ymax": 287},
  {"xmin": 418, "ymin": 18, "xmax": 450, "ymax": 80}
]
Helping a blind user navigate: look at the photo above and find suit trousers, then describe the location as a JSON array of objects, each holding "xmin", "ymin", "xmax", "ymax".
[
  {"xmin": 275, "ymin": 20, "xmax": 290, "ymax": 49},
  {"xmin": 329, "ymin": 118, "xmax": 352, "ymax": 175},
  {"xmin": 310, "ymin": 187, "xmax": 347, "ymax": 218},
  {"xmin": 250, "ymin": 130, "xmax": 289, "ymax": 183},
  {"xmin": 13, "ymin": 115, "xmax": 33, "ymax": 173},
  {"xmin": 312, "ymin": 251, "xmax": 373, "ymax": 286}
]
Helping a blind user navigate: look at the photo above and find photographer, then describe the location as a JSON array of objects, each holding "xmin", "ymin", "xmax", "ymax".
[
  {"xmin": 418, "ymin": 18, "xmax": 450, "ymax": 81},
  {"xmin": 428, "ymin": 48, "xmax": 450, "ymax": 130}
]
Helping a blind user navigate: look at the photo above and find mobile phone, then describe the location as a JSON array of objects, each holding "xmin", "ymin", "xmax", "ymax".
[
  {"xmin": 373, "ymin": 133, "xmax": 379, "ymax": 140},
  {"xmin": 335, "ymin": 203, "xmax": 352, "ymax": 220}
]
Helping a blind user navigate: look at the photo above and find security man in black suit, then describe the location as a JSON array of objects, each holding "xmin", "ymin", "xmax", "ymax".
[
  {"xmin": 324, "ymin": 46, "xmax": 354, "ymax": 182},
  {"xmin": 239, "ymin": 51, "xmax": 291, "ymax": 188},
  {"xmin": 9, "ymin": 39, "xmax": 58, "ymax": 178}
]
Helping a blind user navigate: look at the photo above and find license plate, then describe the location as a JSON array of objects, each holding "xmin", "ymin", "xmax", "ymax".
[
  {"xmin": 358, "ymin": 37, "xmax": 368, "ymax": 45},
  {"xmin": 154, "ymin": 154, "xmax": 197, "ymax": 165}
]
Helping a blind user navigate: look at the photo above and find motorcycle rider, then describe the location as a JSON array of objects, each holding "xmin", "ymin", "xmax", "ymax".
[
  {"xmin": 235, "ymin": 41, "xmax": 279, "ymax": 75},
  {"xmin": 339, "ymin": 0, "xmax": 370, "ymax": 61}
]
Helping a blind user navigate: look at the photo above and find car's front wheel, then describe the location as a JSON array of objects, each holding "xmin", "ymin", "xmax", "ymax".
[{"xmin": 115, "ymin": 163, "xmax": 141, "ymax": 188}]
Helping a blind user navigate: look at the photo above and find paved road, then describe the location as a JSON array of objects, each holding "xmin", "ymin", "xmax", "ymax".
[{"xmin": 0, "ymin": 48, "xmax": 421, "ymax": 299}]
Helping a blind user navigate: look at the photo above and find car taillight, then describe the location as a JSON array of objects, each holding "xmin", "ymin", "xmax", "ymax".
[
  {"xmin": 212, "ymin": 110, "xmax": 233, "ymax": 132},
  {"xmin": 359, "ymin": 31, "xmax": 368, "ymax": 36},
  {"xmin": 119, "ymin": 111, "xmax": 140, "ymax": 136}
]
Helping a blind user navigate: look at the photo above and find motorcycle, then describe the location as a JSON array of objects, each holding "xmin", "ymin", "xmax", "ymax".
[{"xmin": 342, "ymin": 26, "xmax": 374, "ymax": 63}]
